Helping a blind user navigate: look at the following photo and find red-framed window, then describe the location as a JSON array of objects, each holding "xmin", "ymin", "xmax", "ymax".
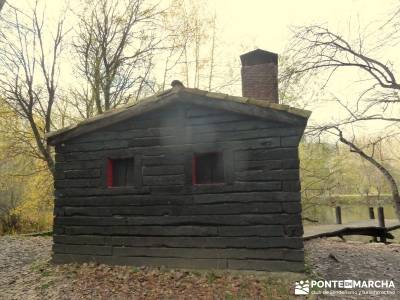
[
  {"xmin": 192, "ymin": 152, "xmax": 224, "ymax": 185},
  {"xmin": 107, "ymin": 157, "xmax": 135, "ymax": 187}
]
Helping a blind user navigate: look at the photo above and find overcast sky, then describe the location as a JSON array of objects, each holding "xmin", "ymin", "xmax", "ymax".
[
  {"xmin": 211, "ymin": 0, "xmax": 398, "ymax": 133},
  {"xmin": 12, "ymin": 0, "xmax": 400, "ymax": 134}
]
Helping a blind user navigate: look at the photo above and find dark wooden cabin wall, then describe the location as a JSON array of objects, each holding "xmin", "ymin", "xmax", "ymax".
[{"xmin": 52, "ymin": 103, "xmax": 305, "ymax": 272}]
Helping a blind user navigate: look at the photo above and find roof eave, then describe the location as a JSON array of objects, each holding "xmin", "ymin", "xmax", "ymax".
[{"xmin": 46, "ymin": 87, "xmax": 311, "ymax": 145}]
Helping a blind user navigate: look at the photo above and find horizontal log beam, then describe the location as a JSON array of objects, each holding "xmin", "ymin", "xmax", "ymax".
[
  {"xmin": 53, "ymin": 235, "xmax": 303, "ymax": 249},
  {"xmin": 304, "ymin": 226, "xmax": 394, "ymax": 241}
]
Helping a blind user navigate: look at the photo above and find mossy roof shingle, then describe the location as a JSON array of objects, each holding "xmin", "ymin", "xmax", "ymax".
[{"xmin": 46, "ymin": 86, "xmax": 311, "ymax": 145}]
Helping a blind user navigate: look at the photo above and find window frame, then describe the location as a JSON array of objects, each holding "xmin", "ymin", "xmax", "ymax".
[
  {"xmin": 107, "ymin": 157, "xmax": 135, "ymax": 188},
  {"xmin": 102, "ymin": 152, "xmax": 142, "ymax": 190}
]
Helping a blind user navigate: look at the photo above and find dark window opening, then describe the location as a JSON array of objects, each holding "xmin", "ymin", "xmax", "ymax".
[
  {"xmin": 107, "ymin": 157, "xmax": 135, "ymax": 187},
  {"xmin": 193, "ymin": 152, "xmax": 224, "ymax": 185}
]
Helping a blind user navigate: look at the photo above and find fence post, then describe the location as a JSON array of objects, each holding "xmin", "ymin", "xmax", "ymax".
[
  {"xmin": 369, "ymin": 207, "xmax": 377, "ymax": 242},
  {"xmin": 378, "ymin": 206, "xmax": 386, "ymax": 243},
  {"xmin": 335, "ymin": 206, "xmax": 342, "ymax": 225},
  {"xmin": 369, "ymin": 207, "xmax": 375, "ymax": 219}
]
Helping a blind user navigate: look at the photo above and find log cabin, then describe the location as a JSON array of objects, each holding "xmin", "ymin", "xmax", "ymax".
[{"xmin": 46, "ymin": 49, "xmax": 311, "ymax": 272}]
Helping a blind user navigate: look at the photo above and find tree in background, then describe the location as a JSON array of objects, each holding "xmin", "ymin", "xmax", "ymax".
[
  {"xmin": 71, "ymin": 0, "xmax": 163, "ymax": 118},
  {"xmin": 0, "ymin": 1, "xmax": 67, "ymax": 176},
  {"xmin": 0, "ymin": 0, "xmax": 5, "ymax": 13},
  {"xmin": 284, "ymin": 7, "xmax": 400, "ymax": 219},
  {"xmin": 0, "ymin": 99, "xmax": 52, "ymax": 233},
  {"xmin": 158, "ymin": 0, "xmax": 240, "ymax": 93},
  {"xmin": 300, "ymin": 142, "xmax": 340, "ymax": 207}
]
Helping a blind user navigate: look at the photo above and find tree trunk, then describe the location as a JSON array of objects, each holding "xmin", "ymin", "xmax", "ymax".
[
  {"xmin": 336, "ymin": 129, "xmax": 400, "ymax": 220},
  {"xmin": 0, "ymin": 0, "xmax": 5, "ymax": 13}
]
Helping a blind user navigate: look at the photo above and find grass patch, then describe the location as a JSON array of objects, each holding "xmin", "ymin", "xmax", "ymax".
[
  {"xmin": 130, "ymin": 266, "xmax": 140, "ymax": 273},
  {"xmin": 40, "ymin": 280, "xmax": 54, "ymax": 290},
  {"xmin": 30, "ymin": 260, "xmax": 52, "ymax": 277},
  {"xmin": 205, "ymin": 271, "xmax": 218, "ymax": 284}
]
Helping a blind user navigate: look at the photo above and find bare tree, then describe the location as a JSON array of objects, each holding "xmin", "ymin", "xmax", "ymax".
[
  {"xmin": 324, "ymin": 127, "xmax": 400, "ymax": 218},
  {"xmin": 0, "ymin": 1, "xmax": 67, "ymax": 176},
  {"xmin": 284, "ymin": 12, "xmax": 400, "ymax": 219},
  {"xmin": 0, "ymin": 0, "xmax": 5, "ymax": 13},
  {"xmin": 284, "ymin": 25, "xmax": 400, "ymax": 122},
  {"xmin": 158, "ymin": 0, "xmax": 239, "ymax": 93},
  {"xmin": 72, "ymin": 0, "xmax": 162, "ymax": 117}
]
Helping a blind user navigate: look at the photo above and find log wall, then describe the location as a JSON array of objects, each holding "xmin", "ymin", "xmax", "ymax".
[{"xmin": 52, "ymin": 102, "xmax": 305, "ymax": 272}]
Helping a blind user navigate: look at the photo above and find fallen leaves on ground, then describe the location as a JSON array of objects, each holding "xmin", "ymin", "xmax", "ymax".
[{"xmin": 0, "ymin": 236, "xmax": 300, "ymax": 299}]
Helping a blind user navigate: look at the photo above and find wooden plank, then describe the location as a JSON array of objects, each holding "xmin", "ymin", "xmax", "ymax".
[
  {"xmin": 55, "ymin": 195, "xmax": 192, "ymax": 207},
  {"xmin": 53, "ymin": 234, "xmax": 106, "ymax": 245},
  {"xmin": 63, "ymin": 202, "xmax": 283, "ymax": 217},
  {"xmin": 56, "ymin": 192, "xmax": 300, "ymax": 207},
  {"xmin": 67, "ymin": 127, "xmax": 183, "ymax": 144},
  {"xmin": 285, "ymin": 225, "xmax": 304, "ymax": 237},
  {"xmin": 186, "ymin": 113, "xmax": 248, "ymax": 126},
  {"xmin": 59, "ymin": 146, "xmax": 188, "ymax": 162},
  {"xmin": 187, "ymin": 125, "xmax": 303, "ymax": 138},
  {"xmin": 55, "ymin": 186, "xmax": 150, "ymax": 197},
  {"xmin": 58, "ymin": 140, "xmax": 130, "ymax": 153},
  {"xmin": 185, "ymin": 120, "xmax": 280, "ymax": 131},
  {"xmin": 187, "ymin": 127, "xmax": 298, "ymax": 143},
  {"xmin": 193, "ymin": 192, "xmax": 300, "ymax": 204},
  {"xmin": 55, "ymin": 169, "xmax": 101, "ymax": 180},
  {"xmin": 142, "ymin": 165, "xmax": 184, "ymax": 176},
  {"xmin": 149, "ymin": 185, "xmax": 186, "ymax": 195},
  {"xmin": 282, "ymin": 202, "xmax": 302, "ymax": 214},
  {"xmin": 187, "ymin": 132, "xmax": 281, "ymax": 147},
  {"xmin": 281, "ymin": 136, "xmax": 302, "ymax": 147},
  {"xmin": 55, "ymin": 160, "xmax": 102, "ymax": 171},
  {"xmin": 235, "ymin": 148, "xmax": 298, "ymax": 161},
  {"xmin": 55, "ymin": 214, "xmax": 302, "ymax": 226},
  {"xmin": 282, "ymin": 159, "xmax": 299, "ymax": 169},
  {"xmin": 235, "ymin": 169, "xmax": 299, "ymax": 182},
  {"xmin": 113, "ymin": 247, "xmax": 303, "ymax": 261},
  {"xmin": 184, "ymin": 95, "xmax": 307, "ymax": 126},
  {"xmin": 105, "ymin": 236, "xmax": 303, "ymax": 249},
  {"xmin": 235, "ymin": 160, "xmax": 282, "ymax": 171},
  {"xmin": 64, "ymin": 225, "xmax": 218, "ymax": 236},
  {"xmin": 218, "ymin": 225, "xmax": 284, "ymax": 237},
  {"xmin": 142, "ymin": 175, "xmax": 185, "ymax": 186},
  {"xmin": 55, "ymin": 179, "xmax": 101, "ymax": 188},
  {"xmin": 53, "ymin": 244, "xmax": 112, "ymax": 255},
  {"xmin": 283, "ymin": 181, "xmax": 301, "ymax": 192},
  {"xmin": 142, "ymin": 154, "xmax": 186, "ymax": 166},
  {"xmin": 62, "ymin": 225, "xmax": 284, "ymax": 237},
  {"xmin": 190, "ymin": 181, "xmax": 282, "ymax": 194}
]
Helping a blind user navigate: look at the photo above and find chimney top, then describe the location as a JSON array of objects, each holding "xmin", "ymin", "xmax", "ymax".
[
  {"xmin": 171, "ymin": 80, "xmax": 185, "ymax": 89},
  {"xmin": 240, "ymin": 49, "xmax": 279, "ymax": 103},
  {"xmin": 240, "ymin": 49, "xmax": 278, "ymax": 66}
]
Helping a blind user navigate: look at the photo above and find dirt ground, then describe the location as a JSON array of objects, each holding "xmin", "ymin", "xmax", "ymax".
[
  {"xmin": 305, "ymin": 239, "xmax": 400, "ymax": 299},
  {"xmin": 0, "ymin": 236, "xmax": 399, "ymax": 299}
]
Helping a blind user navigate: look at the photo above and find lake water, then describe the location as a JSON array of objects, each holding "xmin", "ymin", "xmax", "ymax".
[
  {"xmin": 303, "ymin": 204, "xmax": 400, "ymax": 243},
  {"xmin": 303, "ymin": 204, "xmax": 397, "ymax": 225}
]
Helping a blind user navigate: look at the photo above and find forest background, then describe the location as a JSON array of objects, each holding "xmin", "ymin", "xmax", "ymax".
[{"xmin": 1, "ymin": 0, "xmax": 399, "ymax": 233}]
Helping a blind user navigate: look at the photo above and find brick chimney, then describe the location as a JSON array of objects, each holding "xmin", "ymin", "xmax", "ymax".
[{"xmin": 240, "ymin": 49, "xmax": 278, "ymax": 103}]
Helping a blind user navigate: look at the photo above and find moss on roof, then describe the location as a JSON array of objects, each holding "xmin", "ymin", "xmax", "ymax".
[{"xmin": 46, "ymin": 86, "xmax": 311, "ymax": 145}]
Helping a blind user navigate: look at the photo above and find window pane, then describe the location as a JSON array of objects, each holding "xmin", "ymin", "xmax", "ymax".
[
  {"xmin": 195, "ymin": 152, "xmax": 224, "ymax": 184},
  {"xmin": 110, "ymin": 157, "xmax": 135, "ymax": 187}
]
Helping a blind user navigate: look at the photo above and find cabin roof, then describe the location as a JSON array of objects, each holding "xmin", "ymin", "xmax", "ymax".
[{"xmin": 46, "ymin": 86, "xmax": 311, "ymax": 145}]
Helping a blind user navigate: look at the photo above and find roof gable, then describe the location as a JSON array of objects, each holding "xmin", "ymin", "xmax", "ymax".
[{"xmin": 46, "ymin": 87, "xmax": 311, "ymax": 145}]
